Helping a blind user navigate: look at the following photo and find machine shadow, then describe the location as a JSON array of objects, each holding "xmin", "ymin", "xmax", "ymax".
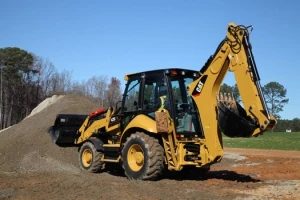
[
  {"xmin": 162, "ymin": 170, "xmax": 261, "ymax": 182},
  {"xmin": 103, "ymin": 164, "xmax": 261, "ymax": 183}
]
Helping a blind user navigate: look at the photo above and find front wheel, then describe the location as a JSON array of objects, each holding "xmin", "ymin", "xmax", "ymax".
[
  {"xmin": 122, "ymin": 132, "xmax": 164, "ymax": 180},
  {"xmin": 79, "ymin": 141, "xmax": 104, "ymax": 172}
]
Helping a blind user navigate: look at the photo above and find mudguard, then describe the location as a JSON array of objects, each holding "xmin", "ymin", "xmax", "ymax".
[{"xmin": 86, "ymin": 138, "xmax": 104, "ymax": 152}]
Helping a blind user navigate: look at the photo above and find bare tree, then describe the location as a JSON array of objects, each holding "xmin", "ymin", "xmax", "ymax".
[
  {"xmin": 105, "ymin": 77, "xmax": 122, "ymax": 107},
  {"xmin": 71, "ymin": 80, "xmax": 87, "ymax": 96},
  {"xmin": 31, "ymin": 55, "xmax": 57, "ymax": 98},
  {"xmin": 46, "ymin": 70, "xmax": 73, "ymax": 96},
  {"xmin": 87, "ymin": 75, "xmax": 108, "ymax": 107}
]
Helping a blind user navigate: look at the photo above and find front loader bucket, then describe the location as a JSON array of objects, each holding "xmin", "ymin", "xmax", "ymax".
[
  {"xmin": 47, "ymin": 114, "xmax": 88, "ymax": 146},
  {"xmin": 217, "ymin": 93, "xmax": 257, "ymax": 138}
]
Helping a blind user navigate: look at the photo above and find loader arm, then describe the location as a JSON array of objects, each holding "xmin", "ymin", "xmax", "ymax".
[
  {"xmin": 76, "ymin": 107, "xmax": 120, "ymax": 144},
  {"xmin": 188, "ymin": 23, "xmax": 277, "ymax": 161}
]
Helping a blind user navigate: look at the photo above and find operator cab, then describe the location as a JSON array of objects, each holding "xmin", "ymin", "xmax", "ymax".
[{"xmin": 121, "ymin": 68, "xmax": 204, "ymax": 139}]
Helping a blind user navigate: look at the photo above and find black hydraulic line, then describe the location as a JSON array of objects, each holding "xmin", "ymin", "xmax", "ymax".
[{"xmin": 243, "ymin": 35, "xmax": 271, "ymax": 120}]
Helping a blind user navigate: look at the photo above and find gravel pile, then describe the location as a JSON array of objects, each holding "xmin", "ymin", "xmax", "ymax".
[{"xmin": 0, "ymin": 95, "xmax": 99, "ymax": 173}]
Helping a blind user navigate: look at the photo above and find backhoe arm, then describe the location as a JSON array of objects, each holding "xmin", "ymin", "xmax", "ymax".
[
  {"xmin": 225, "ymin": 24, "xmax": 277, "ymax": 136},
  {"xmin": 188, "ymin": 23, "xmax": 276, "ymax": 161}
]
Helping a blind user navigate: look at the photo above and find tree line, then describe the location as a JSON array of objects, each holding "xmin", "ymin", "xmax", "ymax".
[
  {"xmin": 0, "ymin": 47, "xmax": 122, "ymax": 130},
  {"xmin": 273, "ymin": 118, "xmax": 300, "ymax": 132}
]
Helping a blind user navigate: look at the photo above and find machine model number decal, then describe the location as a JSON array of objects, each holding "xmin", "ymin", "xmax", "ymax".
[{"xmin": 110, "ymin": 117, "xmax": 116, "ymax": 122}]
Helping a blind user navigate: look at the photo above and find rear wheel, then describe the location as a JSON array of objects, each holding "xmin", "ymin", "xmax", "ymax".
[
  {"xmin": 79, "ymin": 141, "xmax": 104, "ymax": 172},
  {"xmin": 122, "ymin": 132, "xmax": 164, "ymax": 180}
]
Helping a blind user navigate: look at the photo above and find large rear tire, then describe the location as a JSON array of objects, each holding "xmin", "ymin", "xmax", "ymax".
[
  {"xmin": 79, "ymin": 141, "xmax": 104, "ymax": 172},
  {"xmin": 122, "ymin": 132, "xmax": 164, "ymax": 180}
]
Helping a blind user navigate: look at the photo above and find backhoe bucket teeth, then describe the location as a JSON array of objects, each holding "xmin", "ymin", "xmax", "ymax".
[
  {"xmin": 47, "ymin": 114, "xmax": 88, "ymax": 146},
  {"xmin": 217, "ymin": 93, "xmax": 257, "ymax": 137}
]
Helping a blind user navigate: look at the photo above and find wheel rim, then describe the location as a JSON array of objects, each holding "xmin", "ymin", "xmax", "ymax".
[
  {"xmin": 127, "ymin": 144, "xmax": 144, "ymax": 172},
  {"xmin": 82, "ymin": 149, "xmax": 92, "ymax": 168}
]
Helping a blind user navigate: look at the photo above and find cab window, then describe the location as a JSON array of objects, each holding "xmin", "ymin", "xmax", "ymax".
[{"xmin": 124, "ymin": 79, "xmax": 140, "ymax": 112}]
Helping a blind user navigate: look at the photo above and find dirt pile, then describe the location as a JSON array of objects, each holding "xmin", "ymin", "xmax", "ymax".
[
  {"xmin": 0, "ymin": 95, "xmax": 99, "ymax": 174},
  {"xmin": 25, "ymin": 95, "xmax": 64, "ymax": 119}
]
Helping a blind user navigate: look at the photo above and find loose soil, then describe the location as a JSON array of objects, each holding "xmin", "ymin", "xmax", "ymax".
[{"xmin": 0, "ymin": 95, "xmax": 299, "ymax": 200}]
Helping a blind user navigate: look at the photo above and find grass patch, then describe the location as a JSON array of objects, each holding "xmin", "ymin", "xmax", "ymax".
[{"xmin": 222, "ymin": 132, "xmax": 300, "ymax": 151}]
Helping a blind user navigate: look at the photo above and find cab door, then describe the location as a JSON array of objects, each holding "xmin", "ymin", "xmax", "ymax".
[
  {"xmin": 121, "ymin": 75, "xmax": 142, "ymax": 131},
  {"xmin": 141, "ymin": 72, "xmax": 168, "ymax": 118}
]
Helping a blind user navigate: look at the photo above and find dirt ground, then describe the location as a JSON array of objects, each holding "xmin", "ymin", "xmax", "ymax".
[{"xmin": 0, "ymin": 95, "xmax": 300, "ymax": 200}]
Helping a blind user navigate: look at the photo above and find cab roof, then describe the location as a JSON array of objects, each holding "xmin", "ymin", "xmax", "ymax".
[{"xmin": 124, "ymin": 68, "xmax": 199, "ymax": 81}]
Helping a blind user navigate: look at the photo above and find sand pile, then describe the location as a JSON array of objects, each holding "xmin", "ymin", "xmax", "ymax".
[
  {"xmin": 0, "ymin": 95, "xmax": 99, "ymax": 174},
  {"xmin": 25, "ymin": 95, "xmax": 64, "ymax": 119}
]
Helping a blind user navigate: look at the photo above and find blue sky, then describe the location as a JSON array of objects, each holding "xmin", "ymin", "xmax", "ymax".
[{"xmin": 1, "ymin": 0, "xmax": 299, "ymax": 119}]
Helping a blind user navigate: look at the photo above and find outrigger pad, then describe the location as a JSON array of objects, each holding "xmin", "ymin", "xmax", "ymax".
[{"xmin": 217, "ymin": 97, "xmax": 257, "ymax": 138}]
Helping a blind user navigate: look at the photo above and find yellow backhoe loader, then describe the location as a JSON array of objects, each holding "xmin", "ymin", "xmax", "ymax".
[{"xmin": 47, "ymin": 23, "xmax": 276, "ymax": 180}]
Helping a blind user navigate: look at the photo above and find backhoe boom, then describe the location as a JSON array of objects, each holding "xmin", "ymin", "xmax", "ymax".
[{"xmin": 188, "ymin": 23, "xmax": 276, "ymax": 162}]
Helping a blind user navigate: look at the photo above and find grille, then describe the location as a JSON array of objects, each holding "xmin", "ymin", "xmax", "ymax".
[{"xmin": 184, "ymin": 143, "xmax": 200, "ymax": 154}]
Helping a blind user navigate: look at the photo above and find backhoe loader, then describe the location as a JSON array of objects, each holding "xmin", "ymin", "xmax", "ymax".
[{"xmin": 47, "ymin": 23, "xmax": 277, "ymax": 180}]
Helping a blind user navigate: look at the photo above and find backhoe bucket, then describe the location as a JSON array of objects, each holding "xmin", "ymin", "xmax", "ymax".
[
  {"xmin": 217, "ymin": 93, "xmax": 257, "ymax": 138},
  {"xmin": 47, "ymin": 114, "xmax": 88, "ymax": 146}
]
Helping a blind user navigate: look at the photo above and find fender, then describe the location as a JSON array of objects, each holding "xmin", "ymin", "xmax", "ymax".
[
  {"xmin": 87, "ymin": 137, "xmax": 104, "ymax": 152},
  {"xmin": 120, "ymin": 114, "xmax": 157, "ymax": 143}
]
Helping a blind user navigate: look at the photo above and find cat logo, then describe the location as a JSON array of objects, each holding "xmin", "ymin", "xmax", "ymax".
[
  {"xmin": 196, "ymin": 81, "xmax": 204, "ymax": 93},
  {"xmin": 192, "ymin": 75, "xmax": 207, "ymax": 97}
]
